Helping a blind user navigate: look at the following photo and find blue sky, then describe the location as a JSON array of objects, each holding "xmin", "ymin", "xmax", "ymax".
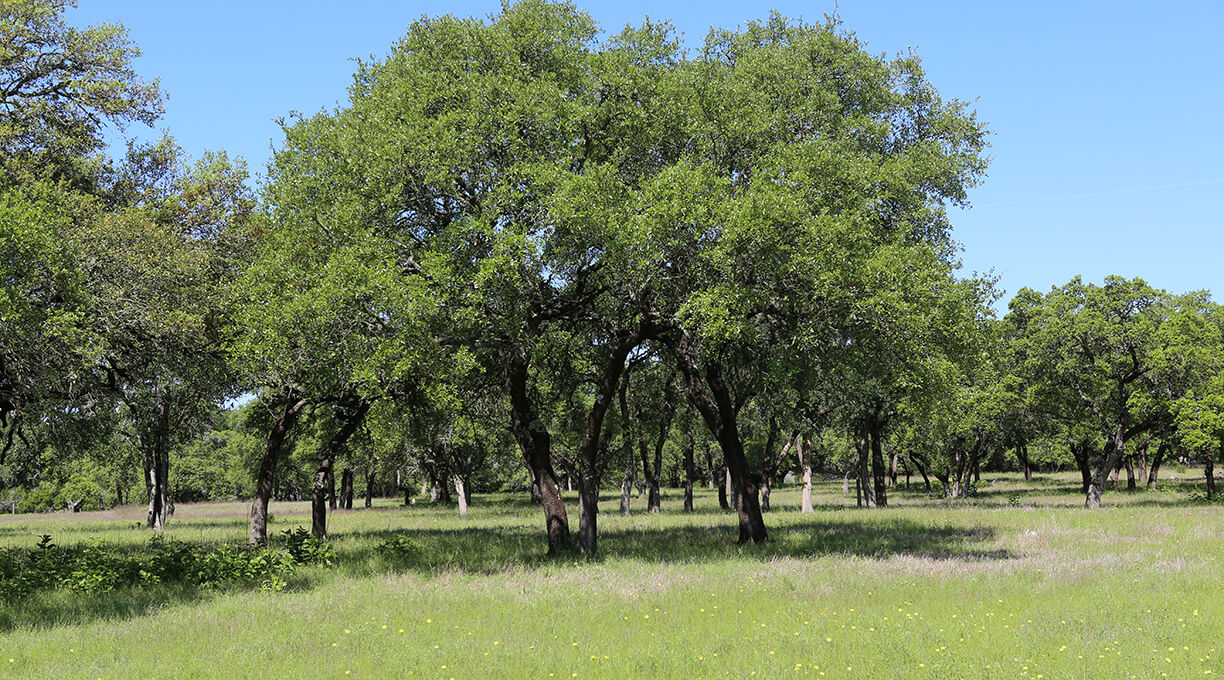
[{"xmin": 69, "ymin": 1, "xmax": 1224, "ymax": 305}]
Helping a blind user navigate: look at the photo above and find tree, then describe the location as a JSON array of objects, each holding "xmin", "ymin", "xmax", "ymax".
[
  {"xmin": 1020, "ymin": 277, "xmax": 1171, "ymax": 508},
  {"xmin": 1, "ymin": 0, "xmax": 163, "ymax": 463}
]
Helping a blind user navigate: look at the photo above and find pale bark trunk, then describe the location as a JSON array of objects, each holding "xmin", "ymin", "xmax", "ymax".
[
  {"xmin": 454, "ymin": 474, "xmax": 468, "ymax": 517},
  {"xmin": 800, "ymin": 435, "xmax": 813, "ymax": 514}
]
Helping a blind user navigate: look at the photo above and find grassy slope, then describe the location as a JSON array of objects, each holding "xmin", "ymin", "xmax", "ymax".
[{"xmin": 0, "ymin": 473, "xmax": 1221, "ymax": 679}]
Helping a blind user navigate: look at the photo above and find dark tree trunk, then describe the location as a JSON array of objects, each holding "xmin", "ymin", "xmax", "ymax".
[
  {"xmin": 310, "ymin": 400, "xmax": 369, "ymax": 538},
  {"xmin": 888, "ymin": 451, "xmax": 898, "ymax": 488},
  {"xmin": 574, "ymin": 325, "xmax": 652, "ymax": 557},
  {"xmin": 717, "ymin": 464, "xmax": 729, "ymax": 510},
  {"xmin": 682, "ymin": 419, "xmax": 695, "ymax": 513},
  {"xmin": 668, "ymin": 332, "xmax": 766, "ymax": 543},
  {"xmin": 1016, "ymin": 442, "xmax": 1032, "ymax": 482},
  {"xmin": 1205, "ymin": 445, "xmax": 1217, "ymax": 501},
  {"xmin": 915, "ymin": 457, "xmax": 931, "ymax": 492},
  {"xmin": 704, "ymin": 444, "xmax": 716, "ymax": 490},
  {"xmin": 249, "ymin": 394, "xmax": 309, "ymax": 546},
  {"xmin": 1124, "ymin": 455, "xmax": 1136, "ymax": 490},
  {"xmin": 1072, "ymin": 442, "xmax": 1092, "ymax": 495},
  {"xmin": 760, "ymin": 417, "xmax": 780, "ymax": 512},
  {"xmin": 1135, "ymin": 441, "xmax": 1149, "ymax": 484},
  {"xmin": 870, "ymin": 423, "xmax": 888, "ymax": 507},
  {"xmin": 1147, "ymin": 441, "xmax": 1168, "ymax": 488},
  {"xmin": 647, "ymin": 378, "xmax": 676, "ymax": 514},
  {"xmin": 436, "ymin": 467, "xmax": 452, "ymax": 504},
  {"xmin": 365, "ymin": 470, "xmax": 374, "ymax": 508},
  {"xmin": 340, "ymin": 468, "xmax": 354, "ymax": 510},
  {"xmin": 327, "ymin": 468, "xmax": 336, "ymax": 510},
  {"xmin": 138, "ymin": 386, "xmax": 173, "ymax": 531},
  {"xmin": 619, "ymin": 372, "xmax": 635, "ymax": 517},
  {"xmin": 1086, "ymin": 427, "xmax": 1126, "ymax": 509},
  {"xmin": 507, "ymin": 348, "xmax": 569, "ymax": 553},
  {"xmin": 857, "ymin": 436, "xmax": 874, "ymax": 507},
  {"xmin": 115, "ymin": 479, "xmax": 124, "ymax": 507}
]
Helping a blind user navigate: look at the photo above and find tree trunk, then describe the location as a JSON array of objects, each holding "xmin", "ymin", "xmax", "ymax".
[
  {"xmin": 704, "ymin": 444, "xmax": 716, "ymax": 490},
  {"xmin": 1072, "ymin": 442, "xmax": 1092, "ymax": 495},
  {"xmin": 310, "ymin": 400, "xmax": 369, "ymax": 538},
  {"xmin": 365, "ymin": 470, "xmax": 374, "ymax": 508},
  {"xmin": 454, "ymin": 474, "xmax": 468, "ymax": 517},
  {"xmin": 717, "ymin": 464, "xmax": 729, "ymax": 510},
  {"xmin": 1205, "ymin": 445, "xmax": 1217, "ymax": 501},
  {"xmin": 619, "ymin": 373, "xmax": 635, "ymax": 517},
  {"xmin": 888, "ymin": 451, "xmax": 898, "ymax": 488},
  {"xmin": 870, "ymin": 424, "xmax": 888, "ymax": 507},
  {"xmin": 760, "ymin": 418, "xmax": 780, "ymax": 512},
  {"xmin": 507, "ymin": 348, "xmax": 570, "ymax": 553},
  {"xmin": 340, "ymin": 468, "xmax": 354, "ymax": 509},
  {"xmin": 682, "ymin": 419, "xmax": 696, "ymax": 513},
  {"xmin": 1016, "ymin": 443, "xmax": 1032, "ymax": 482},
  {"xmin": 668, "ymin": 332, "xmax": 766, "ymax": 543},
  {"xmin": 144, "ymin": 387, "xmax": 172, "ymax": 531},
  {"xmin": 1124, "ymin": 455, "xmax": 1136, "ymax": 490},
  {"xmin": 327, "ymin": 467, "xmax": 337, "ymax": 510},
  {"xmin": 842, "ymin": 470, "xmax": 850, "ymax": 495},
  {"xmin": 573, "ymin": 322, "xmax": 653, "ymax": 556},
  {"xmin": 800, "ymin": 435, "xmax": 813, "ymax": 514},
  {"xmin": 857, "ymin": 436, "xmax": 875, "ymax": 508},
  {"xmin": 1086, "ymin": 427, "xmax": 1126, "ymax": 509},
  {"xmin": 249, "ymin": 394, "xmax": 309, "ymax": 546},
  {"xmin": 1147, "ymin": 441, "xmax": 1168, "ymax": 488}
]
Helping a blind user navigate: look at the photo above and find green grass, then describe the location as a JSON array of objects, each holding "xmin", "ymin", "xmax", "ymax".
[{"xmin": 0, "ymin": 472, "xmax": 1221, "ymax": 679}]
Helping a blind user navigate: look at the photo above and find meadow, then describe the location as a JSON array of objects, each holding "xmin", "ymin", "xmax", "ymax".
[{"xmin": 0, "ymin": 473, "xmax": 1220, "ymax": 679}]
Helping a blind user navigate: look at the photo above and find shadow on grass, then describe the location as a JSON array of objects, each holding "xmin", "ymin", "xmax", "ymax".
[{"xmin": 0, "ymin": 500, "xmax": 1012, "ymax": 633}]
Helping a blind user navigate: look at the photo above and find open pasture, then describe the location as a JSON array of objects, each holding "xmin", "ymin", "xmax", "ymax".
[{"xmin": 0, "ymin": 473, "xmax": 1220, "ymax": 679}]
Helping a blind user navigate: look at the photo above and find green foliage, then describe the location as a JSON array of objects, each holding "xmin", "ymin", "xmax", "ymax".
[
  {"xmin": 282, "ymin": 526, "xmax": 334, "ymax": 566},
  {"xmin": 375, "ymin": 534, "xmax": 422, "ymax": 567},
  {"xmin": 0, "ymin": 533, "xmax": 319, "ymax": 600}
]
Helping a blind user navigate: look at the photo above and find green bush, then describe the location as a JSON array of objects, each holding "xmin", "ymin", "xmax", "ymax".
[{"xmin": 0, "ymin": 534, "xmax": 321, "ymax": 600}]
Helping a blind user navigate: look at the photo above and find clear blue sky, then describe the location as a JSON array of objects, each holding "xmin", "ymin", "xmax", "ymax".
[{"xmin": 70, "ymin": 1, "xmax": 1224, "ymax": 305}]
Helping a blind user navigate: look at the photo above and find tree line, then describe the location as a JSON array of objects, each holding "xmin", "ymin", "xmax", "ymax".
[{"xmin": 3, "ymin": 1, "xmax": 1222, "ymax": 557}]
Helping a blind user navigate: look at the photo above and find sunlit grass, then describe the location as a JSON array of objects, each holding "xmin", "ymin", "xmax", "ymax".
[{"xmin": 0, "ymin": 472, "xmax": 1221, "ymax": 678}]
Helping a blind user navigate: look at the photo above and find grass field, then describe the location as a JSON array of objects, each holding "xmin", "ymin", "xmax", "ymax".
[{"xmin": 0, "ymin": 472, "xmax": 1221, "ymax": 679}]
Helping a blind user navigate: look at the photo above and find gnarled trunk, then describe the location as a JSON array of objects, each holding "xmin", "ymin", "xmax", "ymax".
[
  {"xmin": 310, "ymin": 400, "xmax": 369, "ymax": 537},
  {"xmin": 1016, "ymin": 442, "xmax": 1032, "ymax": 482},
  {"xmin": 1147, "ymin": 441, "xmax": 1168, "ymax": 488},
  {"xmin": 1086, "ymin": 427, "xmax": 1125, "ymax": 509},
  {"xmin": 507, "ymin": 348, "xmax": 569, "ymax": 553},
  {"xmin": 249, "ymin": 394, "xmax": 309, "ymax": 546},
  {"xmin": 668, "ymin": 332, "xmax": 765, "ymax": 543}
]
